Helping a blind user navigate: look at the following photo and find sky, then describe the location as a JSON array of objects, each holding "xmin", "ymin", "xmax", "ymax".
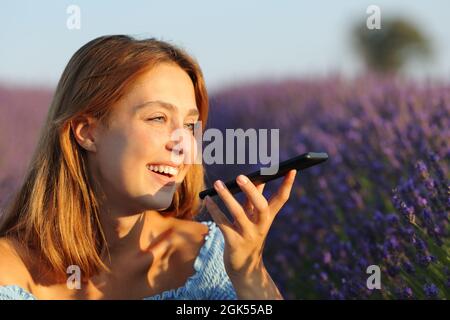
[{"xmin": 0, "ymin": 0, "xmax": 449, "ymax": 92}]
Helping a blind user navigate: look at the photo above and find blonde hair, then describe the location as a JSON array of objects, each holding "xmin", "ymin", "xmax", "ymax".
[{"xmin": 0, "ymin": 35, "xmax": 209, "ymax": 280}]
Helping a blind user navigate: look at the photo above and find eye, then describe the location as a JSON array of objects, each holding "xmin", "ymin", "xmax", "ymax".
[
  {"xmin": 146, "ymin": 116, "xmax": 166, "ymax": 122},
  {"xmin": 185, "ymin": 123, "xmax": 195, "ymax": 132}
]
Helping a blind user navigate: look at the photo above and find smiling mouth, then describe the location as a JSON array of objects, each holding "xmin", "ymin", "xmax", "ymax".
[{"xmin": 146, "ymin": 164, "xmax": 179, "ymax": 183}]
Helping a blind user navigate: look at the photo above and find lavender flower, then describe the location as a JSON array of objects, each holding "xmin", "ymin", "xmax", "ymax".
[{"xmin": 423, "ymin": 283, "xmax": 439, "ymax": 298}]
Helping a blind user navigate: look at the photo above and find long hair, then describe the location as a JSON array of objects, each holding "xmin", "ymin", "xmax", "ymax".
[{"xmin": 0, "ymin": 35, "xmax": 209, "ymax": 280}]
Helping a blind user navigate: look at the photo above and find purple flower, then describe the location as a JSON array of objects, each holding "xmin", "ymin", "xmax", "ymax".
[
  {"xmin": 421, "ymin": 209, "xmax": 433, "ymax": 224},
  {"xmin": 373, "ymin": 210, "xmax": 384, "ymax": 224},
  {"xmin": 399, "ymin": 287, "xmax": 414, "ymax": 299},
  {"xmin": 423, "ymin": 283, "xmax": 439, "ymax": 298},
  {"xmin": 416, "ymin": 196, "xmax": 428, "ymax": 207},
  {"xmin": 402, "ymin": 260, "xmax": 415, "ymax": 274},
  {"xmin": 387, "ymin": 264, "xmax": 401, "ymax": 277},
  {"xmin": 389, "ymin": 236, "xmax": 400, "ymax": 250},
  {"xmin": 386, "ymin": 213, "xmax": 400, "ymax": 225},
  {"xmin": 323, "ymin": 251, "xmax": 332, "ymax": 264},
  {"xmin": 415, "ymin": 160, "xmax": 429, "ymax": 180},
  {"xmin": 416, "ymin": 254, "xmax": 435, "ymax": 267},
  {"xmin": 413, "ymin": 238, "xmax": 427, "ymax": 251},
  {"xmin": 320, "ymin": 272, "xmax": 329, "ymax": 281},
  {"xmin": 357, "ymin": 257, "xmax": 368, "ymax": 270},
  {"xmin": 330, "ymin": 289, "xmax": 345, "ymax": 300}
]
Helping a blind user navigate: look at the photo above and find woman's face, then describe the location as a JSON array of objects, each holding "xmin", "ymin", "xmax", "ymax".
[{"xmin": 83, "ymin": 63, "xmax": 200, "ymax": 214}]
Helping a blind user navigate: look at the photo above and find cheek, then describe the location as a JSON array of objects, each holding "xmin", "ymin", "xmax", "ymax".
[
  {"xmin": 124, "ymin": 121, "xmax": 167, "ymax": 157},
  {"xmin": 96, "ymin": 129, "xmax": 129, "ymax": 175},
  {"xmin": 180, "ymin": 134, "xmax": 199, "ymax": 164},
  {"xmin": 96, "ymin": 126, "xmax": 157, "ymax": 182}
]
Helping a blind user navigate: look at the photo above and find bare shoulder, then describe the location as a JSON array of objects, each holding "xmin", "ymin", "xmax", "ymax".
[
  {"xmin": 0, "ymin": 238, "xmax": 32, "ymax": 288},
  {"xmin": 170, "ymin": 219, "xmax": 211, "ymax": 259},
  {"xmin": 173, "ymin": 219, "xmax": 210, "ymax": 239}
]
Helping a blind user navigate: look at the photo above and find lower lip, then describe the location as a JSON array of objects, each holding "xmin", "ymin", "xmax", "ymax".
[{"xmin": 147, "ymin": 169, "xmax": 176, "ymax": 186}]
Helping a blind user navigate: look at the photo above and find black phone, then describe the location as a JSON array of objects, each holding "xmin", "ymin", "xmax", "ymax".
[{"xmin": 199, "ymin": 152, "xmax": 329, "ymax": 199}]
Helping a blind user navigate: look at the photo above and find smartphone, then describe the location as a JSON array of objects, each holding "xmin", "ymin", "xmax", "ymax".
[{"xmin": 199, "ymin": 152, "xmax": 329, "ymax": 199}]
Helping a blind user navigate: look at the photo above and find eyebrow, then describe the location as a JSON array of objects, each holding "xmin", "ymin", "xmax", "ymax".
[{"xmin": 134, "ymin": 100, "xmax": 199, "ymax": 117}]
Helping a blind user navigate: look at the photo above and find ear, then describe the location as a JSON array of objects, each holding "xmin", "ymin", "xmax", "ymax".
[{"xmin": 71, "ymin": 116, "xmax": 100, "ymax": 152}]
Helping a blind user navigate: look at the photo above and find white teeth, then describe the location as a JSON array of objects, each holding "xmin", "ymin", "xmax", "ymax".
[{"xmin": 147, "ymin": 164, "xmax": 178, "ymax": 177}]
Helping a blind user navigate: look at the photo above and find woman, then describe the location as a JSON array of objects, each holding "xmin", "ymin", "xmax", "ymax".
[{"xmin": 0, "ymin": 35, "xmax": 297, "ymax": 300}]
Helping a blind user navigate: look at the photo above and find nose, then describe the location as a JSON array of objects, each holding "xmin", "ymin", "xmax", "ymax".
[
  {"xmin": 166, "ymin": 119, "xmax": 197, "ymax": 163},
  {"xmin": 168, "ymin": 138, "xmax": 184, "ymax": 156}
]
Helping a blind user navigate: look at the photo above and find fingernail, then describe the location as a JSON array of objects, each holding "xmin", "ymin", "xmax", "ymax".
[
  {"xmin": 237, "ymin": 175, "xmax": 248, "ymax": 185},
  {"xmin": 214, "ymin": 180, "xmax": 225, "ymax": 190}
]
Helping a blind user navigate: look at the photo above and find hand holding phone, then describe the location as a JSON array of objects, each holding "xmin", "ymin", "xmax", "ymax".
[{"xmin": 199, "ymin": 152, "xmax": 328, "ymax": 199}]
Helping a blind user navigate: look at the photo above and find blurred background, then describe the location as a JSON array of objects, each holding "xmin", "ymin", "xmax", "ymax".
[{"xmin": 0, "ymin": 1, "xmax": 449, "ymax": 299}]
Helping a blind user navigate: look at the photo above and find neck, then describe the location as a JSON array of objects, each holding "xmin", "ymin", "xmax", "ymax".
[{"xmin": 98, "ymin": 206, "xmax": 171, "ymax": 259}]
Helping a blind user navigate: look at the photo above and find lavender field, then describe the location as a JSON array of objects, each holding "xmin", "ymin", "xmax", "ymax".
[
  {"xmin": 202, "ymin": 74, "xmax": 449, "ymax": 299},
  {"xmin": 0, "ymin": 85, "xmax": 51, "ymax": 210},
  {"xmin": 1, "ymin": 74, "xmax": 449, "ymax": 299}
]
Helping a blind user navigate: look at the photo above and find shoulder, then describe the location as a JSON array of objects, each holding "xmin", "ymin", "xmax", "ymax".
[
  {"xmin": 0, "ymin": 238, "xmax": 33, "ymax": 289},
  {"xmin": 171, "ymin": 219, "xmax": 212, "ymax": 251},
  {"xmin": 172, "ymin": 219, "xmax": 224, "ymax": 258},
  {"xmin": 168, "ymin": 218, "xmax": 225, "ymax": 271},
  {"xmin": 174, "ymin": 219, "xmax": 211, "ymax": 236}
]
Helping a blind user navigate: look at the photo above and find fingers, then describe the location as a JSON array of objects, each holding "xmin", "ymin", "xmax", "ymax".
[
  {"xmin": 210, "ymin": 169, "xmax": 296, "ymax": 233},
  {"xmin": 255, "ymin": 182, "xmax": 266, "ymax": 193},
  {"xmin": 243, "ymin": 182, "xmax": 266, "ymax": 213},
  {"xmin": 213, "ymin": 180, "xmax": 251, "ymax": 231},
  {"xmin": 204, "ymin": 196, "xmax": 235, "ymax": 237},
  {"xmin": 237, "ymin": 176, "xmax": 268, "ymax": 212},
  {"xmin": 268, "ymin": 169, "xmax": 297, "ymax": 216}
]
